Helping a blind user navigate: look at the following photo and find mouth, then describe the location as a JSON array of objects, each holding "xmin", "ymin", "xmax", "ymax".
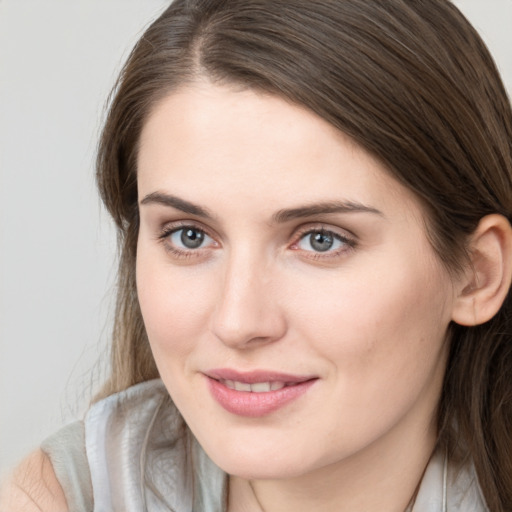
[
  {"xmin": 204, "ymin": 369, "xmax": 318, "ymax": 417},
  {"xmin": 218, "ymin": 380, "xmax": 293, "ymax": 392}
]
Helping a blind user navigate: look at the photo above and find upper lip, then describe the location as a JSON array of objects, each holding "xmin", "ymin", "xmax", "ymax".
[{"xmin": 205, "ymin": 368, "xmax": 317, "ymax": 384}]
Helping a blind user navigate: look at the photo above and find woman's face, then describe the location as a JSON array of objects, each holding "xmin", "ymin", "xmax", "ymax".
[{"xmin": 136, "ymin": 83, "xmax": 458, "ymax": 479}]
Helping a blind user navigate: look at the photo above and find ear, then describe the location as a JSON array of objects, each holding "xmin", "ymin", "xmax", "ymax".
[{"xmin": 452, "ymin": 214, "xmax": 512, "ymax": 326}]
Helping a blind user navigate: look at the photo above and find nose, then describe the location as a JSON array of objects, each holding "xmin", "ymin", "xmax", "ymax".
[{"xmin": 210, "ymin": 250, "xmax": 287, "ymax": 349}]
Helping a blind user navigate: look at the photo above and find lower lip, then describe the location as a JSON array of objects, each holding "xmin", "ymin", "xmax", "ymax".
[{"xmin": 206, "ymin": 377, "xmax": 316, "ymax": 417}]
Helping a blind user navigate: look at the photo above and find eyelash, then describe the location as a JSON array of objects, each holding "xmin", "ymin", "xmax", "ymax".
[
  {"xmin": 157, "ymin": 223, "xmax": 217, "ymax": 259},
  {"xmin": 156, "ymin": 223, "xmax": 357, "ymax": 261},
  {"xmin": 290, "ymin": 227, "xmax": 356, "ymax": 259}
]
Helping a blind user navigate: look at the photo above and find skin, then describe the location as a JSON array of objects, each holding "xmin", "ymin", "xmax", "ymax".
[
  {"xmin": 0, "ymin": 450, "xmax": 67, "ymax": 512},
  {"xmin": 135, "ymin": 82, "xmax": 464, "ymax": 512}
]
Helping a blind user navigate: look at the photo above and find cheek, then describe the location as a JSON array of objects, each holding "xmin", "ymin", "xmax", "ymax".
[
  {"xmin": 279, "ymin": 257, "xmax": 452, "ymax": 457},
  {"xmin": 292, "ymin": 252, "xmax": 453, "ymax": 396},
  {"xmin": 135, "ymin": 248, "xmax": 214, "ymax": 360}
]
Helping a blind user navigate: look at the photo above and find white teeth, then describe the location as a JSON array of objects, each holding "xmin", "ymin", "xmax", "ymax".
[
  {"xmin": 234, "ymin": 381, "xmax": 252, "ymax": 392},
  {"xmin": 222, "ymin": 380, "xmax": 286, "ymax": 392},
  {"xmin": 224, "ymin": 380, "xmax": 236, "ymax": 390},
  {"xmin": 250, "ymin": 382, "xmax": 271, "ymax": 393}
]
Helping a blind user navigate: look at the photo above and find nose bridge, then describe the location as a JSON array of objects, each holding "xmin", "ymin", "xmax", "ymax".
[{"xmin": 211, "ymin": 244, "xmax": 285, "ymax": 348}]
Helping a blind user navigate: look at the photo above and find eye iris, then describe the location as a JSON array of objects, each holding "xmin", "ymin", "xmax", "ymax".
[
  {"xmin": 181, "ymin": 228, "xmax": 205, "ymax": 249},
  {"xmin": 310, "ymin": 232, "xmax": 334, "ymax": 252}
]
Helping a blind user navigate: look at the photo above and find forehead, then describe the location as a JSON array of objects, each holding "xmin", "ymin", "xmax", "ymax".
[{"xmin": 136, "ymin": 83, "xmax": 422, "ymax": 222}]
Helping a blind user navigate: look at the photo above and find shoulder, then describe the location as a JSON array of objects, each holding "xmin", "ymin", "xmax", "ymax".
[
  {"xmin": 0, "ymin": 450, "xmax": 68, "ymax": 512},
  {"xmin": 0, "ymin": 381, "xmax": 173, "ymax": 512}
]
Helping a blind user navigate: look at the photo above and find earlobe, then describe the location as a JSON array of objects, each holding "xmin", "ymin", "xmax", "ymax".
[{"xmin": 451, "ymin": 214, "xmax": 512, "ymax": 327}]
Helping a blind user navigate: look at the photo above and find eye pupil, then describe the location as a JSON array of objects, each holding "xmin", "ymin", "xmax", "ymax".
[
  {"xmin": 310, "ymin": 232, "xmax": 334, "ymax": 252},
  {"xmin": 181, "ymin": 228, "xmax": 205, "ymax": 249}
]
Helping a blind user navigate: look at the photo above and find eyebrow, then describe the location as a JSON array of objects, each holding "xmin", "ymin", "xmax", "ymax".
[
  {"xmin": 140, "ymin": 191, "xmax": 383, "ymax": 222},
  {"xmin": 272, "ymin": 201, "xmax": 383, "ymax": 223},
  {"xmin": 140, "ymin": 192, "xmax": 213, "ymax": 218}
]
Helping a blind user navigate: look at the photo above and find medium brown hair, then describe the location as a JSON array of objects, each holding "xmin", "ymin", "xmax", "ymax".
[{"xmin": 96, "ymin": 1, "xmax": 512, "ymax": 509}]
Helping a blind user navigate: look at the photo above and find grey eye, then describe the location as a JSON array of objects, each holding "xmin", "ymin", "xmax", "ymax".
[
  {"xmin": 298, "ymin": 231, "xmax": 345, "ymax": 253},
  {"xmin": 170, "ymin": 228, "xmax": 212, "ymax": 249}
]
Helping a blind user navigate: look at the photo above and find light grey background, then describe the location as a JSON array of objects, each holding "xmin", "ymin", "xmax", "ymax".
[
  {"xmin": 0, "ymin": 0, "xmax": 511, "ymax": 480},
  {"xmin": 0, "ymin": 0, "xmax": 169, "ymax": 479}
]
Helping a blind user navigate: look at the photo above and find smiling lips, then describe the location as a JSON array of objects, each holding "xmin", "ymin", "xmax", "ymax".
[{"xmin": 206, "ymin": 369, "xmax": 317, "ymax": 417}]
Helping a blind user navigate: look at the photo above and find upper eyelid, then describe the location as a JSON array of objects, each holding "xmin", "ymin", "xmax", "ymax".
[
  {"xmin": 158, "ymin": 220, "xmax": 215, "ymax": 239},
  {"xmin": 291, "ymin": 223, "xmax": 356, "ymax": 241}
]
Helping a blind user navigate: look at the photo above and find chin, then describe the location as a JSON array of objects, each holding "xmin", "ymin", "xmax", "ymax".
[
  {"xmin": 215, "ymin": 454, "xmax": 311, "ymax": 480},
  {"xmin": 195, "ymin": 429, "xmax": 327, "ymax": 480}
]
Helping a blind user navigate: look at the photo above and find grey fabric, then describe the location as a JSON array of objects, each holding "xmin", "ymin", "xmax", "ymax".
[
  {"xmin": 41, "ymin": 379, "xmax": 488, "ymax": 512},
  {"xmin": 42, "ymin": 380, "xmax": 226, "ymax": 512},
  {"xmin": 41, "ymin": 420, "xmax": 93, "ymax": 512},
  {"xmin": 411, "ymin": 449, "xmax": 489, "ymax": 512},
  {"xmin": 82, "ymin": 379, "xmax": 224, "ymax": 512}
]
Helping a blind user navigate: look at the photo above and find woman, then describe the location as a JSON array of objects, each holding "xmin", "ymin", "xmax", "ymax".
[{"xmin": 2, "ymin": 0, "xmax": 511, "ymax": 510}]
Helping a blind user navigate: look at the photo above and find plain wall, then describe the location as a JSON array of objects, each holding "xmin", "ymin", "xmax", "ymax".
[
  {"xmin": 0, "ymin": 0, "xmax": 169, "ymax": 478},
  {"xmin": 0, "ymin": 0, "xmax": 511, "ymax": 479}
]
